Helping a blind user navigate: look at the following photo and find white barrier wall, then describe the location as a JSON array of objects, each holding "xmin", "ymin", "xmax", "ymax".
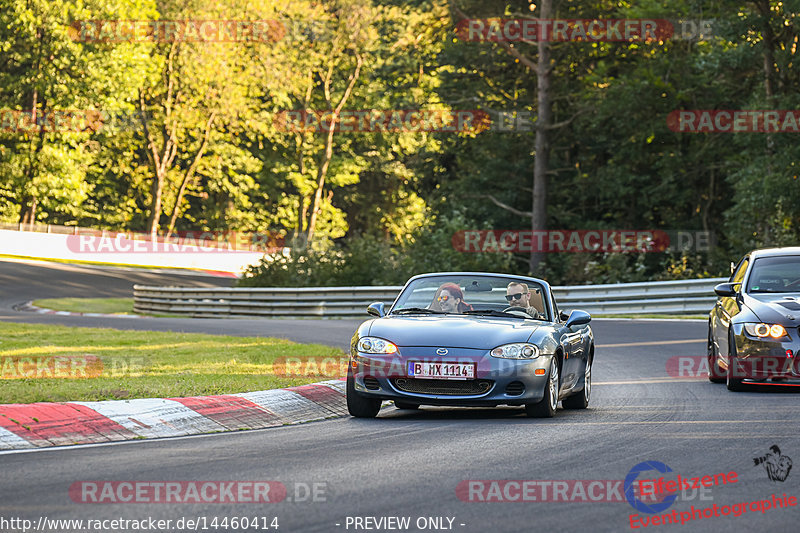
[{"xmin": 0, "ymin": 229, "xmax": 266, "ymax": 275}]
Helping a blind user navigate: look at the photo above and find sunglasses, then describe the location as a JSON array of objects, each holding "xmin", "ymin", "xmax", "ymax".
[
  {"xmin": 505, "ymin": 293, "xmax": 527, "ymax": 302},
  {"xmin": 437, "ymin": 294, "xmax": 454, "ymax": 302}
]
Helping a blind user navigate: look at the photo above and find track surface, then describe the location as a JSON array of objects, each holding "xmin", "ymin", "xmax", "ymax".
[
  {"xmin": 1, "ymin": 259, "xmax": 799, "ymax": 532},
  {"xmin": 0, "ymin": 258, "xmax": 361, "ymax": 349}
]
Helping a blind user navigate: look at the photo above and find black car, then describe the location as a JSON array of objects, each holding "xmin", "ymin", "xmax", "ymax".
[
  {"xmin": 709, "ymin": 247, "xmax": 800, "ymax": 390},
  {"xmin": 346, "ymin": 272, "xmax": 594, "ymax": 418}
]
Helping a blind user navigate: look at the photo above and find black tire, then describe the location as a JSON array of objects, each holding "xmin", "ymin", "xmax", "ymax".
[
  {"xmin": 346, "ymin": 373, "xmax": 381, "ymax": 418},
  {"xmin": 726, "ymin": 329, "xmax": 744, "ymax": 392},
  {"xmin": 563, "ymin": 356, "xmax": 591, "ymax": 409},
  {"xmin": 525, "ymin": 357, "xmax": 559, "ymax": 418},
  {"xmin": 394, "ymin": 401, "xmax": 420, "ymax": 410},
  {"xmin": 707, "ymin": 325, "xmax": 725, "ymax": 383}
]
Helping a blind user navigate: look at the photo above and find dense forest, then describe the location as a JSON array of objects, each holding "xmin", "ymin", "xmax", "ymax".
[{"xmin": 1, "ymin": 0, "xmax": 798, "ymax": 286}]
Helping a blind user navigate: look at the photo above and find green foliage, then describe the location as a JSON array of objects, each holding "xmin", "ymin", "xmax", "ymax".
[
  {"xmin": 2, "ymin": 0, "xmax": 799, "ymax": 285},
  {"xmin": 240, "ymin": 213, "xmax": 516, "ymax": 286}
]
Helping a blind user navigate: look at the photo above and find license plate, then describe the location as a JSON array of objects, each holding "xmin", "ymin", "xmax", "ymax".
[{"xmin": 407, "ymin": 361, "xmax": 475, "ymax": 380}]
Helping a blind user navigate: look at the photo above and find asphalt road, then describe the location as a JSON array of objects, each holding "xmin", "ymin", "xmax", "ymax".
[
  {"xmin": 1, "ymin": 259, "xmax": 799, "ymax": 532},
  {"xmin": 0, "ymin": 258, "xmax": 361, "ymax": 349}
]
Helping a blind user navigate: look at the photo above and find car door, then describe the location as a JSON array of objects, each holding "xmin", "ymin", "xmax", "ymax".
[
  {"xmin": 553, "ymin": 292, "xmax": 582, "ymax": 390},
  {"xmin": 714, "ymin": 255, "xmax": 748, "ymax": 361}
]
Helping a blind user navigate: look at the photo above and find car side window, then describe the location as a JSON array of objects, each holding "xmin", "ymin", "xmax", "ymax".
[
  {"xmin": 550, "ymin": 293, "xmax": 559, "ymax": 322},
  {"xmin": 731, "ymin": 257, "xmax": 749, "ymax": 284}
]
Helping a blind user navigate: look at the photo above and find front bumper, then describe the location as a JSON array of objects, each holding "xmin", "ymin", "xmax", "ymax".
[
  {"xmin": 730, "ymin": 323, "xmax": 800, "ymax": 382},
  {"xmin": 349, "ymin": 348, "xmax": 553, "ymax": 406}
]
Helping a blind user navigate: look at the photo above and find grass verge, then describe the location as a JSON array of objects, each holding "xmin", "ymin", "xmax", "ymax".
[
  {"xmin": 0, "ymin": 322, "xmax": 346, "ymax": 403},
  {"xmin": 33, "ymin": 297, "xmax": 136, "ymax": 315}
]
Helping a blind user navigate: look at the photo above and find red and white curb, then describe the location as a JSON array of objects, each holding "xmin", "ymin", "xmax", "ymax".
[
  {"xmin": 14, "ymin": 301, "xmax": 145, "ymax": 318},
  {"xmin": 0, "ymin": 379, "xmax": 347, "ymax": 450}
]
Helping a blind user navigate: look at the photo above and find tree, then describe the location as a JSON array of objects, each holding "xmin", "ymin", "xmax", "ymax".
[{"xmin": 0, "ymin": 0, "xmax": 154, "ymax": 225}]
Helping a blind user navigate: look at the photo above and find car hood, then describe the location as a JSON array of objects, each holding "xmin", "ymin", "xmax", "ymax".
[
  {"xmin": 367, "ymin": 315, "xmax": 542, "ymax": 349},
  {"xmin": 745, "ymin": 292, "xmax": 800, "ymax": 324}
]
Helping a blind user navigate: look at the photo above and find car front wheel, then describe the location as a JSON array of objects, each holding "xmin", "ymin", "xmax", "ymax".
[
  {"xmin": 707, "ymin": 325, "xmax": 725, "ymax": 383},
  {"xmin": 526, "ymin": 357, "xmax": 559, "ymax": 418},
  {"xmin": 726, "ymin": 329, "xmax": 744, "ymax": 392},
  {"xmin": 346, "ymin": 373, "xmax": 381, "ymax": 418},
  {"xmin": 563, "ymin": 357, "xmax": 590, "ymax": 409}
]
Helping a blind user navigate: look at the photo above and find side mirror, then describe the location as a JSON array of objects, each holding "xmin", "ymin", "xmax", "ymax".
[
  {"xmin": 559, "ymin": 310, "xmax": 570, "ymax": 322},
  {"xmin": 714, "ymin": 282, "xmax": 739, "ymax": 298},
  {"xmin": 565, "ymin": 310, "xmax": 591, "ymax": 328},
  {"xmin": 367, "ymin": 302, "xmax": 385, "ymax": 317}
]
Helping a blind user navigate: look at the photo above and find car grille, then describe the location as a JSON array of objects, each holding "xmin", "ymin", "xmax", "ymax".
[
  {"xmin": 505, "ymin": 381, "xmax": 525, "ymax": 396},
  {"xmin": 364, "ymin": 377, "xmax": 380, "ymax": 390},
  {"xmin": 391, "ymin": 378, "xmax": 493, "ymax": 396}
]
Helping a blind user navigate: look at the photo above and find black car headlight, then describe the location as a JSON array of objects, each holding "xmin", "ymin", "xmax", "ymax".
[
  {"xmin": 357, "ymin": 336, "xmax": 398, "ymax": 354},
  {"xmin": 743, "ymin": 323, "xmax": 789, "ymax": 339},
  {"xmin": 490, "ymin": 343, "xmax": 539, "ymax": 359}
]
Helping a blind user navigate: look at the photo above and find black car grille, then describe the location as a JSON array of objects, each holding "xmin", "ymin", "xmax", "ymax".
[
  {"xmin": 505, "ymin": 381, "xmax": 525, "ymax": 396},
  {"xmin": 364, "ymin": 377, "xmax": 380, "ymax": 390},
  {"xmin": 392, "ymin": 378, "xmax": 493, "ymax": 396}
]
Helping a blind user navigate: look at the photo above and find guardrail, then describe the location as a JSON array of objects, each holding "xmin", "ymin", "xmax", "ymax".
[{"xmin": 133, "ymin": 278, "xmax": 726, "ymax": 318}]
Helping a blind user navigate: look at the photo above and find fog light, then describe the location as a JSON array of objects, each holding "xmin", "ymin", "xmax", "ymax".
[{"xmin": 535, "ymin": 368, "xmax": 546, "ymax": 375}]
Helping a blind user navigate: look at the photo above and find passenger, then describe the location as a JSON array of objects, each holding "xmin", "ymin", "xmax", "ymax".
[
  {"xmin": 430, "ymin": 282, "xmax": 473, "ymax": 313},
  {"xmin": 505, "ymin": 282, "xmax": 544, "ymax": 318}
]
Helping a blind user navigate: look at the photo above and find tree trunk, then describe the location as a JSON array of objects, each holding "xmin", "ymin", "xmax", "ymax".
[
  {"xmin": 148, "ymin": 172, "xmax": 165, "ymax": 240},
  {"xmin": 306, "ymin": 54, "xmax": 362, "ymax": 242},
  {"xmin": 20, "ymin": 27, "xmax": 45, "ymax": 226},
  {"xmin": 756, "ymin": 0, "xmax": 776, "ymax": 243},
  {"xmin": 141, "ymin": 44, "xmax": 180, "ymax": 241},
  {"xmin": 165, "ymin": 112, "xmax": 217, "ymax": 236},
  {"xmin": 530, "ymin": 0, "xmax": 553, "ymax": 274}
]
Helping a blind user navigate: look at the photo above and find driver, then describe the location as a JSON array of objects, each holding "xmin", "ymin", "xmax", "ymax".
[{"xmin": 505, "ymin": 282, "xmax": 544, "ymax": 318}]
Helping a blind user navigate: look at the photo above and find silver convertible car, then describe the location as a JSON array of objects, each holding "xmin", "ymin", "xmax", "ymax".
[{"xmin": 346, "ymin": 272, "xmax": 594, "ymax": 418}]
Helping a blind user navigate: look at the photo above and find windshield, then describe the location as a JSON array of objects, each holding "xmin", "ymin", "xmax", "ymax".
[
  {"xmin": 746, "ymin": 256, "xmax": 800, "ymax": 293},
  {"xmin": 391, "ymin": 275, "xmax": 549, "ymax": 320}
]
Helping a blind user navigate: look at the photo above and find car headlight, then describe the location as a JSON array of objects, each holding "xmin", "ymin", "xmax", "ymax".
[
  {"xmin": 357, "ymin": 336, "xmax": 398, "ymax": 354},
  {"xmin": 743, "ymin": 323, "xmax": 789, "ymax": 339},
  {"xmin": 490, "ymin": 343, "xmax": 539, "ymax": 359}
]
